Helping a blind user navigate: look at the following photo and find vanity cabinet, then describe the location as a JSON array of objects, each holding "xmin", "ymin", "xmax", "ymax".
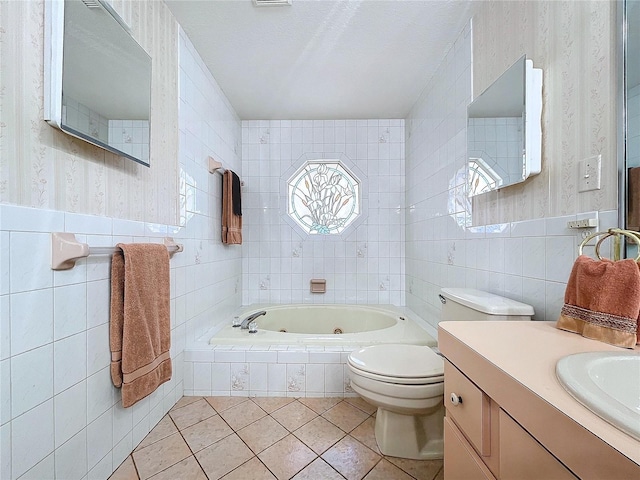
[
  {"xmin": 443, "ymin": 360, "xmax": 576, "ymax": 480},
  {"xmin": 439, "ymin": 321, "xmax": 640, "ymax": 480}
]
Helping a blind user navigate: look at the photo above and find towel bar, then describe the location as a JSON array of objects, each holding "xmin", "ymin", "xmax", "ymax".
[
  {"xmin": 51, "ymin": 232, "xmax": 183, "ymax": 270},
  {"xmin": 207, "ymin": 156, "xmax": 244, "ymax": 186},
  {"xmin": 578, "ymin": 228, "xmax": 640, "ymax": 261}
]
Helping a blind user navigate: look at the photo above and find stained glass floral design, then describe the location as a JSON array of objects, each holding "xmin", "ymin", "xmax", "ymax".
[{"xmin": 288, "ymin": 161, "xmax": 360, "ymax": 234}]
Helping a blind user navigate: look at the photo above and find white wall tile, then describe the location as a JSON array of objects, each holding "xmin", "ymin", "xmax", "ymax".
[
  {"xmin": 54, "ymin": 380, "xmax": 87, "ymax": 448},
  {"xmin": 10, "ymin": 289, "xmax": 54, "ymax": 355},
  {"xmin": 249, "ymin": 363, "xmax": 267, "ymax": 392},
  {"xmin": 54, "ymin": 283, "xmax": 88, "ymax": 340},
  {"xmin": 211, "ymin": 363, "xmax": 230, "ymax": 392},
  {"xmin": 11, "ymin": 399, "xmax": 54, "ymax": 478},
  {"xmin": 87, "ymin": 367, "xmax": 116, "ymax": 424},
  {"xmin": 87, "ymin": 324, "xmax": 110, "ymax": 377},
  {"xmin": 0, "ymin": 423, "xmax": 10, "ymax": 480},
  {"xmin": 9, "ymin": 232, "xmax": 53, "ymax": 293},
  {"xmin": 87, "ymin": 409, "xmax": 113, "ymax": 471},
  {"xmin": 0, "ymin": 295, "xmax": 9, "ymax": 361},
  {"xmin": 18, "ymin": 453, "xmax": 55, "ymax": 480},
  {"xmin": 11, "ymin": 345, "xmax": 54, "ymax": 418},
  {"xmin": 0, "ymin": 359, "xmax": 10, "ymax": 425},
  {"xmin": 54, "ymin": 333, "xmax": 87, "ymax": 395},
  {"xmin": 55, "ymin": 429, "xmax": 88, "ymax": 480}
]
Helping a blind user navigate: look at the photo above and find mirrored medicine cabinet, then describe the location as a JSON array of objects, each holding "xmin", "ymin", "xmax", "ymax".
[
  {"xmin": 623, "ymin": 0, "xmax": 640, "ymax": 246},
  {"xmin": 44, "ymin": 0, "xmax": 152, "ymax": 167},
  {"xmin": 467, "ymin": 55, "xmax": 542, "ymax": 196}
]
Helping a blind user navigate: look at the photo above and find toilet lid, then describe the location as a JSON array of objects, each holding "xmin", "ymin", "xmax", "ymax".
[{"xmin": 348, "ymin": 344, "xmax": 443, "ymax": 379}]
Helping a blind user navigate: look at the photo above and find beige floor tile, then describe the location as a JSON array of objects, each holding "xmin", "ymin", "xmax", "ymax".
[
  {"xmin": 344, "ymin": 397, "xmax": 376, "ymax": 415},
  {"xmin": 298, "ymin": 397, "xmax": 343, "ymax": 414},
  {"xmin": 205, "ymin": 396, "xmax": 249, "ymax": 413},
  {"xmin": 196, "ymin": 433, "xmax": 254, "ymax": 480},
  {"xmin": 434, "ymin": 465, "xmax": 444, "ymax": 480},
  {"xmin": 363, "ymin": 459, "xmax": 413, "ymax": 480},
  {"xmin": 135, "ymin": 416, "xmax": 178, "ymax": 451},
  {"xmin": 322, "ymin": 402, "xmax": 369, "ymax": 432},
  {"xmin": 251, "ymin": 397, "xmax": 296, "ymax": 413},
  {"xmin": 181, "ymin": 414, "xmax": 234, "ymax": 453},
  {"xmin": 169, "ymin": 398, "xmax": 216, "ymax": 430},
  {"xmin": 258, "ymin": 434, "xmax": 317, "ymax": 480},
  {"xmin": 109, "ymin": 456, "xmax": 139, "ymax": 480},
  {"xmin": 147, "ymin": 456, "xmax": 208, "ymax": 480},
  {"xmin": 291, "ymin": 458, "xmax": 345, "ymax": 480},
  {"xmin": 270, "ymin": 401, "xmax": 318, "ymax": 432},
  {"xmin": 349, "ymin": 418, "xmax": 380, "ymax": 454},
  {"xmin": 321, "ymin": 436, "xmax": 381, "ymax": 480},
  {"xmin": 171, "ymin": 396, "xmax": 203, "ymax": 411},
  {"xmin": 237, "ymin": 415, "xmax": 289, "ymax": 454},
  {"xmin": 221, "ymin": 457, "xmax": 277, "ymax": 480},
  {"xmin": 293, "ymin": 416, "xmax": 346, "ymax": 455},
  {"xmin": 132, "ymin": 433, "xmax": 192, "ymax": 480},
  {"xmin": 219, "ymin": 399, "xmax": 267, "ymax": 430},
  {"xmin": 385, "ymin": 457, "xmax": 443, "ymax": 480}
]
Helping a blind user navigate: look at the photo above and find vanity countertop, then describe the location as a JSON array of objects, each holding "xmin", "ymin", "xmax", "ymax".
[{"xmin": 438, "ymin": 321, "xmax": 640, "ymax": 475}]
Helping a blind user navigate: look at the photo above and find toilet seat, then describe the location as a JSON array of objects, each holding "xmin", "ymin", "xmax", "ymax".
[{"xmin": 348, "ymin": 344, "xmax": 444, "ymax": 385}]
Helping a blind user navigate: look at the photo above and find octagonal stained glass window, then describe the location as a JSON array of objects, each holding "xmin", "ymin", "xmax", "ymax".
[{"xmin": 287, "ymin": 160, "xmax": 360, "ymax": 235}]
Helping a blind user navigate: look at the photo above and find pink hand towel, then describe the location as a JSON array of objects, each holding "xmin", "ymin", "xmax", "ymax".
[{"xmin": 557, "ymin": 255, "xmax": 639, "ymax": 348}]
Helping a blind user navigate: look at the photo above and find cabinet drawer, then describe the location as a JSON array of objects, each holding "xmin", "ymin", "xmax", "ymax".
[
  {"xmin": 444, "ymin": 417, "xmax": 496, "ymax": 480},
  {"xmin": 444, "ymin": 360, "xmax": 491, "ymax": 455},
  {"xmin": 499, "ymin": 409, "xmax": 577, "ymax": 480}
]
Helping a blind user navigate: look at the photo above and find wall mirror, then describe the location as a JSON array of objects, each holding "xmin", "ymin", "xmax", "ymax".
[
  {"xmin": 467, "ymin": 55, "xmax": 542, "ymax": 196},
  {"xmin": 44, "ymin": 0, "xmax": 152, "ymax": 167}
]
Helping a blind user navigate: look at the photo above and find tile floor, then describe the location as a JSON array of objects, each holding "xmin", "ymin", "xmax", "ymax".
[{"xmin": 109, "ymin": 396, "xmax": 444, "ymax": 480}]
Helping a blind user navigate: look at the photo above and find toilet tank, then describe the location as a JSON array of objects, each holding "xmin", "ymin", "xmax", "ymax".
[{"xmin": 439, "ymin": 288, "xmax": 534, "ymax": 321}]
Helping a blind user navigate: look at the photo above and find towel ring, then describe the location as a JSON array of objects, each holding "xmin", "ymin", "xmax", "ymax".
[{"xmin": 578, "ymin": 228, "xmax": 640, "ymax": 261}]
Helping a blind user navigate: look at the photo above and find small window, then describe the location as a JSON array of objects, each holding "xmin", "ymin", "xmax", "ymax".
[{"xmin": 287, "ymin": 160, "xmax": 360, "ymax": 235}]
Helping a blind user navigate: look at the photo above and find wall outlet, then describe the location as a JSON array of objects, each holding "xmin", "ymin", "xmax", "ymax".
[
  {"xmin": 567, "ymin": 218, "xmax": 598, "ymax": 229},
  {"xmin": 578, "ymin": 155, "xmax": 602, "ymax": 192}
]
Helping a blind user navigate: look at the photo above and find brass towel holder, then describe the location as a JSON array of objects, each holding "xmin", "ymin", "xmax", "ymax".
[{"xmin": 578, "ymin": 228, "xmax": 640, "ymax": 261}]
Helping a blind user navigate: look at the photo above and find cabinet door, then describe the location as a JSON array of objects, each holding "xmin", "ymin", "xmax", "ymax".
[
  {"xmin": 499, "ymin": 409, "xmax": 578, "ymax": 480},
  {"xmin": 444, "ymin": 417, "xmax": 496, "ymax": 480}
]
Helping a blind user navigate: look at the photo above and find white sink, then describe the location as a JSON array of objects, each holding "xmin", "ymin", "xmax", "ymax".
[{"xmin": 556, "ymin": 351, "xmax": 640, "ymax": 441}]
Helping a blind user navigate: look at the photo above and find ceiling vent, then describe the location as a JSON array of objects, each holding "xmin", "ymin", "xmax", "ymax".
[
  {"xmin": 252, "ymin": 0, "xmax": 292, "ymax": 6},
  {"xmin": 81, "ymin": 0, "xmax": 102, "ymax": 8}
]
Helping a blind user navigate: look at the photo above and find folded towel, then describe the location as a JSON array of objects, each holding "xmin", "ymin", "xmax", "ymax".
[
  {"xmin": 110, "ymin": 243, "xmax": 172, "ymax": 407},
  {"xmin": 222, "ymin": 170, "xmax": 242, "ymax": 244},
  {"xmin": 628, "ymin": 167, "xmax": 640, "ymax": 231},
  {"xmin": 556, "ymin": 255, "xmax": 639, "ymax": 348}
]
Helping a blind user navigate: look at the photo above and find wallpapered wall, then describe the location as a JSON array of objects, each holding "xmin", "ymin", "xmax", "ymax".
[
  {"xmin": 0, "ymin": 0, "xmax": 179, "ymax": 225},
  {"xmin": 471, "ymin": 0, "xmax": 617, "ymax": 224}
]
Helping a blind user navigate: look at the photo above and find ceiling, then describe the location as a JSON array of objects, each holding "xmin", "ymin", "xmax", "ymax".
[{"xmin": 164, "ymin": 0, "xmax": 474, "ymax": 120}]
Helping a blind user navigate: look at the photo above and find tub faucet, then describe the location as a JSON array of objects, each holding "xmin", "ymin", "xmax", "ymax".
[{"xmin": 241, "ymin": 310, "xmax": 267, "ymax": 329}]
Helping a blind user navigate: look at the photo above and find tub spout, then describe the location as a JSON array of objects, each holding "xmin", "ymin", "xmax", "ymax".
[{"xmin": 241, "ymin": 310, "xmax": 267, "ymax": 329}]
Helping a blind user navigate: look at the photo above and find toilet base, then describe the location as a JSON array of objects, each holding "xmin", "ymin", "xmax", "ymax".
[{"xmin": 374, "ymin": 405, "xmax": 445, "ymax": 460}]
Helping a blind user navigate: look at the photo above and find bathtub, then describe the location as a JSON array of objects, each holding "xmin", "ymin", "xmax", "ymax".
[{"xmin": 209, "ymin": 304, "xmax": 436, "ymax": 347}]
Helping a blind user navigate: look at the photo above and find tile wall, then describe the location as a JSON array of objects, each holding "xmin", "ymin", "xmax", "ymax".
[
  {"xmin": 0, "ymin": 28, "xmax": 242, "ymax": 480},
  {"xmin": 241, "ymin": 120, "xmax": 405, "ymax": 306},
  {"xmin": 405, "ymin": 22, "xmax": 620, "ymax": 329}
]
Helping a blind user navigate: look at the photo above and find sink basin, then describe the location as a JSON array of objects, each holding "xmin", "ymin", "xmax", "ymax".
[{"xmin": 556, "ymin": 351, "xmax": 640, "ymax": 441}]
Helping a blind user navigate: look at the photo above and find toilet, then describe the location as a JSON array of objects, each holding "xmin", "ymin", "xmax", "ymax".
[{"xmin": 347, "ymin": 288, "xmax": 534, "ymax": 460}]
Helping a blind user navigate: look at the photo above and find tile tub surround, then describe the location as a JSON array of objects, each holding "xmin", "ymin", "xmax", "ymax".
[
  {"xmin": 241, "ymin": 119, "xmax": 406, "ymax": 307},
  {"xmin": 185, "ymin": 345, "xmax": 370, "ymax": 398},
  {"xmin": 109, "ymin": 396, "xmax": 444, "ymax": 480}
]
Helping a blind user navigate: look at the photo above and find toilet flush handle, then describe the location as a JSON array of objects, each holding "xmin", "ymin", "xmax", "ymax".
[{"xmin": 450, "ymin": 393, "xmax": 462, "ymax": 406}]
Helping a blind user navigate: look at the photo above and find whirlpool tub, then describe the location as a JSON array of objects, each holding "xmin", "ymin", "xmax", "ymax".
[{"xmin": 209, "ymin": 304, "xmax": 436, "ymax": 347}]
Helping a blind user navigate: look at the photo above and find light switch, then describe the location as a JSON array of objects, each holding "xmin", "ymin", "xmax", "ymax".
[{"xmin": 578, "ymin": 155, "xmax": 602, "ymax": 192}]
